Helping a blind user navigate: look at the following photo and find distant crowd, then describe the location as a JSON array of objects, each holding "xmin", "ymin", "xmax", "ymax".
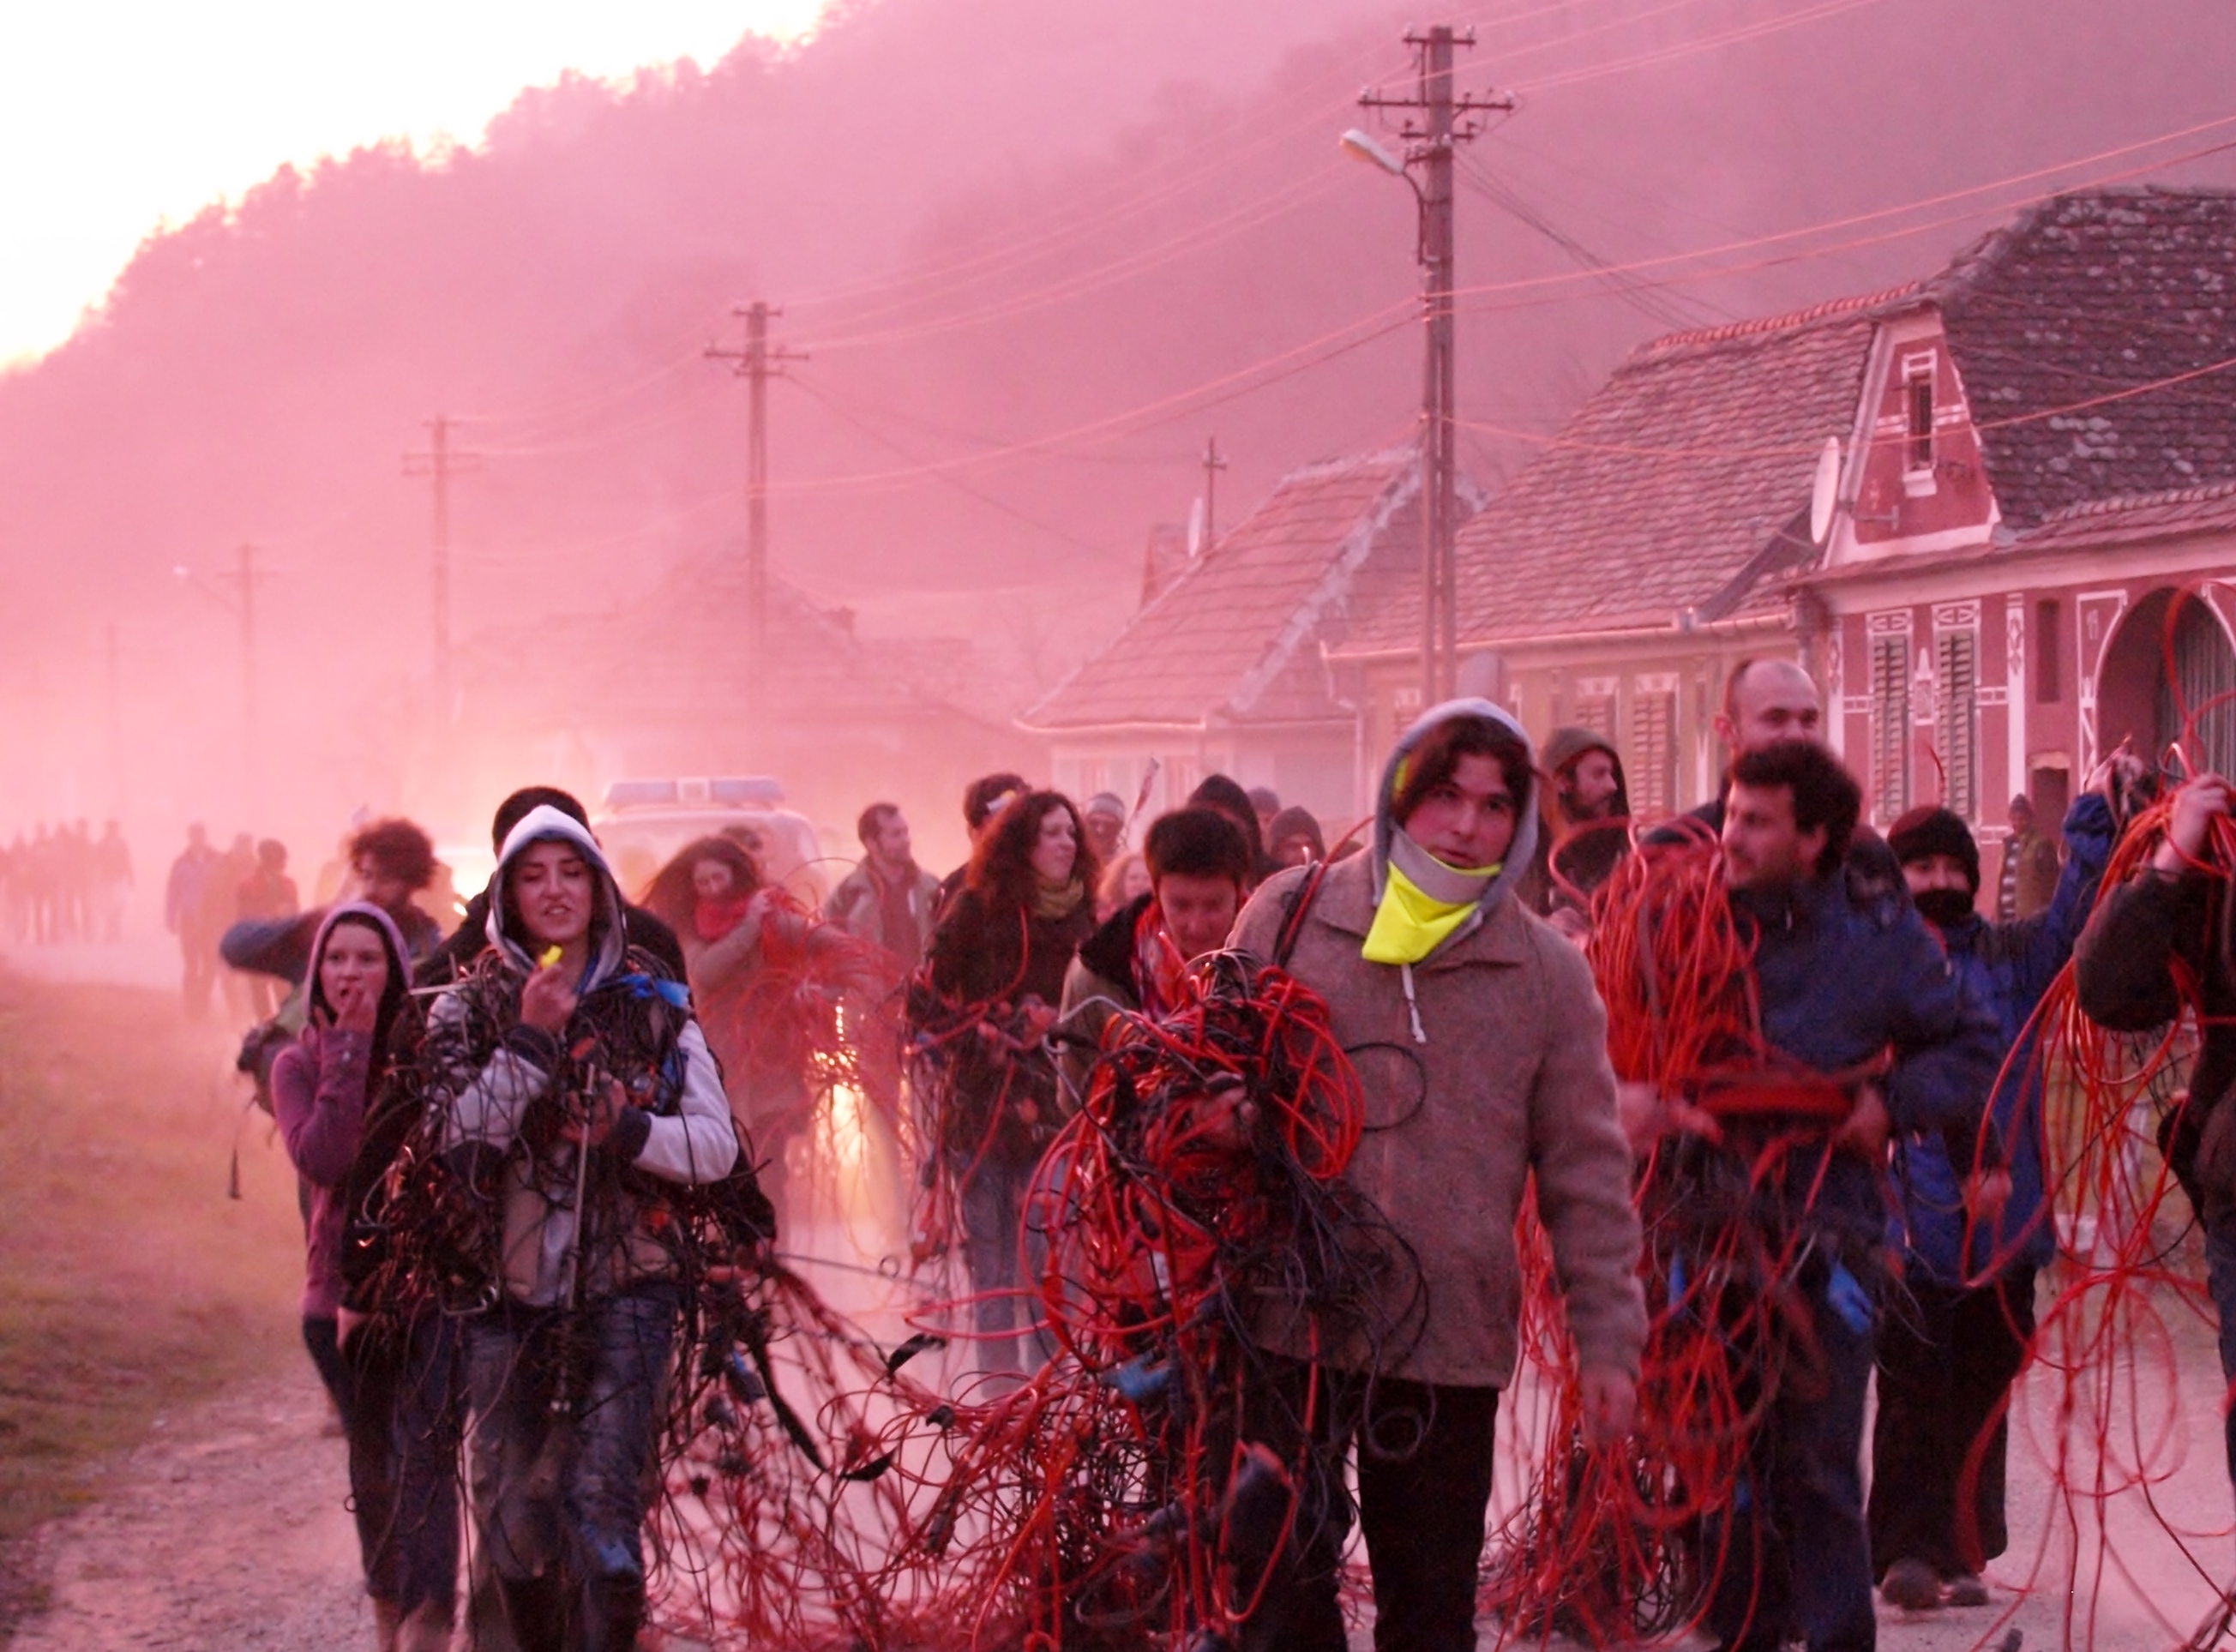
[{"xmin": 1, "ymin": 819, "xmax": 133, "ymax": 946}]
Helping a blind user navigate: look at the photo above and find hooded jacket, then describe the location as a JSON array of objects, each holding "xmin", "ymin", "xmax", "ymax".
[
  {"xmin": 1894, "ymin": 794, "xmax": 2113, "ymax": 1283},
  {"xmin": 1525, "ymin": 727, "xmax": 1633, "ymax": 916},
  {"xmin": 431, "ymin": 807, "xmax": 736, "ymax": 1307},
  {"xmin": 269, "ymin": 902, "xmax": 412, "ymax": 1319},
  {"xmin": 1230, "ymin": 700, "xmax": 1645, "ymax": 1388}
]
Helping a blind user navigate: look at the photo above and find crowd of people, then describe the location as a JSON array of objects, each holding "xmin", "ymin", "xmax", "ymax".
[
  {"xmin": 1, "ymin": 818, "xmax": 132, "ymax": 945},
  {"xmin": 184, "ymin": 660, "xmax": 2236, "ymax": 1652}
]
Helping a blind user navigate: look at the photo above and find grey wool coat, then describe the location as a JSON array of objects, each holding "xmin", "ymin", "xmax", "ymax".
[{"xmin": 1231, "ymin": 850, "xmax": 1646, "ymax": 1389}]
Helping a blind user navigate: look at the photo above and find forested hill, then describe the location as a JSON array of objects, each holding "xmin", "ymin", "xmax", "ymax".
[{"xmin": 2, "ymin": 0, "xmax": 2232, "ymax": 837}]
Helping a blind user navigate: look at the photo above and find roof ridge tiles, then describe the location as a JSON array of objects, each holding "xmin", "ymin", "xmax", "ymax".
[
  {"xmin": 2035, "ymin": 477, "xmax": 2236, "ymax": 524},
  {"xmin": 1626, "ymin": 282, "xmax": 1924, "ymax": 363}
]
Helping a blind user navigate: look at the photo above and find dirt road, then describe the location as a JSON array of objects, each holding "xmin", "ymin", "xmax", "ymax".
[
  {"xmin": 9, "ymin": 1334, "xmax": 2233, "ymax": 1652},
  {"xmin": 9, "ymin": 1359, "xmax": 372, "ymax": 1652}
]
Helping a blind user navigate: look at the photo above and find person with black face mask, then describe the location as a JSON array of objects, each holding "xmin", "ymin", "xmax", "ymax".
[{"xmin": 1870, "ymin": 777, "xmax": 2118, "ymax": 1613}]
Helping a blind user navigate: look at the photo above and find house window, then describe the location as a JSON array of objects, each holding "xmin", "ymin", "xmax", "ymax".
[
  {"xmin": 1629, "ymin": 689, "xmax": 1677, "ymax": 821},
  {"xmin": 2035, "ymin": 598, "xmax": 2062, "ymax": 703},
  {"xmin": 1572, "ymin": 677, "xmax": 1617, "ymax": 742},
  {"xmin": 1936, "ymin": 627, "xmax": 1980, "ymax": 820},
  {"xmin": 1904, "ymin": 359, "xmax": 1936, "ymax": 473},
  {"xmin": 1869, "ymin": 631, "xmax": 1911, "ymax": 822}
]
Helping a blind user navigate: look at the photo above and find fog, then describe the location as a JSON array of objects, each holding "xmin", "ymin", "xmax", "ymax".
[{"xmin": 2, "ymin": 0, "xmax": 2233, "ymax": 880}]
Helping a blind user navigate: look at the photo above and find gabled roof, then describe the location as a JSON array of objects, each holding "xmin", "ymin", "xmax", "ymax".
[
  {"xmin": 1022, "ymin": 449, "xmax": 1440, "ymax": 731},
  {"xmin": 1337, "ymin": 291, "xmax": 1906, "ymax": 657},
  {"xmin": 1930, "ymin": 186, "xmax": 2236, "ymax": 529}
]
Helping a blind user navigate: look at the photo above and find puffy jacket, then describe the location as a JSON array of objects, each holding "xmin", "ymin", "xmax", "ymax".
[
  {"xmin": 1893, "ymin": 795, "xmax": 2114, "ymax": 1282},
  {"xmin": 432, "ymin": 808, "xmax": 737, "ymax": 1307},
  {"xmin": 1732, "ymin": 867, "xmax": 2003, "ymax": 1253}
]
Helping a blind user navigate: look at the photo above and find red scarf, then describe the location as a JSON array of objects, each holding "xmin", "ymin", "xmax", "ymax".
[{"xmin": 694, "ymin": 892, "xmax": 756, "ymax": 942}]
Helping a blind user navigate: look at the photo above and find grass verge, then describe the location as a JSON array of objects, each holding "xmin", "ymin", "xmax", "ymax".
[{"xmin": 0, "ymin": 970, "xmax": 302, "ymax": 1637}]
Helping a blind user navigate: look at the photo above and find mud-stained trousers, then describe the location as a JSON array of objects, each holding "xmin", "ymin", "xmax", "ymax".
[{"xmin": 464, "ymin": 1283, "xmax": 676, "ymax": 1652}]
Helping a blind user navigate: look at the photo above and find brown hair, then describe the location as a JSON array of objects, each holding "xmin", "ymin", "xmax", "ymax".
[
  {"xmin": 967, "ymin": 790, "xmax": 1101, "ymax": 913},
  {"xmin": 1389, "ymin": 716, "xmax": 1532, "ymax": 831},
  {"xmin": 640, "ymin": 835, "xmax": 761, "ymax": 933}
]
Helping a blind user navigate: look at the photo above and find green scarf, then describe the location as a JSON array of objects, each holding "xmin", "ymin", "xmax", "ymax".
[{"xmin": 1031, "ymin": 875, "xmax": 1086, "ymax": 922}]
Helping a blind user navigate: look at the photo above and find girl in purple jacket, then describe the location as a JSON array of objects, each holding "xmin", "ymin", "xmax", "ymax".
[{"xmin": 272, "ymin": 902, "xmax": 455, "ymax": 1649}]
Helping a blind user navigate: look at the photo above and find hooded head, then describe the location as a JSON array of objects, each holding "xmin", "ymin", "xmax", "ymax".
[
  {"xmin": 1365, "ymin": 700, "xmax": 1540, "ymax": 964},
  {"xmin": 1888, "ymin": 804, "xmax": 1981, "ymax": 929},
  {"xmin": 487, "ymin": 805, "xmax": 630, "ymax": 988},
  {"xmin": 304, "ymin": 900, "xmax": 411, "ymax": 1051},
  {"xmin": 1540, "ymin": 726, "xmax": 1630, "ymax": 826}
]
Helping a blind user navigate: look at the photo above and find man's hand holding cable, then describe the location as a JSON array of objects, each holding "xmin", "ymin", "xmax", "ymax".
[{"xmin": 2152, "ymin": 772, "xmax": 2231, "ymax": 876}]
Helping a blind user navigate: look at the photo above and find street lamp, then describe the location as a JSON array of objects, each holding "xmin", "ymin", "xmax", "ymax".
[{"xmin": 1343, "ymin": 28, "xmax": 1511, "ymax": 713}]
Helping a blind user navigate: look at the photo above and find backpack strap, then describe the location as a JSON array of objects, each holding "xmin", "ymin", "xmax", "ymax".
[{"xmin": 1271, "ymin": 860, "xmax": 1337, "ymax": 970}]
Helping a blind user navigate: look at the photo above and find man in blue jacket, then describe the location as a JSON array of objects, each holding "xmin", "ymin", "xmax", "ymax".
[
  {"xmin": 1635, "ymin": 741, "xmax": 2001, "ymax": 1652},
  {"xmin": 1869, "ymin": 786, "xmax": 2115, "ymax": 1613}
]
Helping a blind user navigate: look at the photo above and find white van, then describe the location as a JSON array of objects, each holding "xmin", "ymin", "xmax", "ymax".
[{"xmin": 590, "ymin": 778, "xmax": 831, "ymax": 908}]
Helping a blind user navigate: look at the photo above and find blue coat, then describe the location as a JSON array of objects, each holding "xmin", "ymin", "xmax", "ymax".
[
  {"xmin": 1734, "ymin": 865, "xmax": 2003, "ymax": 1252},
  {"xmin": 1891, "ymin": 796, "xmax": 2114, "ymax": 1283}
]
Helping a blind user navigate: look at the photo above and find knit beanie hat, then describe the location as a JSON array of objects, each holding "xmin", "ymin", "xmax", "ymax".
[{"xmin": 1887, "ymin": 806, "xmax": 1979, "ymax": 892}]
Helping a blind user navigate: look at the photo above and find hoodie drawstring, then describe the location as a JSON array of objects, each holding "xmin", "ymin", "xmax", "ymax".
[{"xmin": 1401, "ymin": 962, "xmax": 1428, "ymax": 1046}]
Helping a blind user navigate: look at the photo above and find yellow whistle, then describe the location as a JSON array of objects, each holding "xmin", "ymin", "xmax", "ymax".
[{"xmin": 538, "ymin": 945, "xmax": 563, "ymax": 970}]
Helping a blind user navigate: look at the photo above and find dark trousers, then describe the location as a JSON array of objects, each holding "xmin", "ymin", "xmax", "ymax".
[
  {"xmin": 349, "ymin": 1311, "xmax": 463, "ymax": 1620},
  {"xmin": 1702, "ymin": 1259, "xmax": 1878, "ymax": 1652},
  {"xmin": 464, "ymin": 1287, "xmax": 676, "ymax": 1652},
  {"xmin": 2207, "ymin": 1217, "xmax": 2236, "ymax": 1499},
  {"xmin": 1239, "ymin": 1360, "xmax": 1502, "ymax": 1652},
  {"xmin": 1867, "ymin": 1266, "xmax": 2035, "ymax": 1579},
  {"xmin": 303, "ymin": 1314, "xmax": 358, "ymax": 1426}
]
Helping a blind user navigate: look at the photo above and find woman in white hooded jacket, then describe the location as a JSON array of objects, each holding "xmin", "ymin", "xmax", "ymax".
[{"xmin": 430, "ymin": 806, "xmax": 736, "ymax": 1652}]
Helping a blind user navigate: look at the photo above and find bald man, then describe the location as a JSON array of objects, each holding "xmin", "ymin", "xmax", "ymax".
[{"xmin": 1655, "ymin": 653, "xmax": 1903, "ymax": 896}]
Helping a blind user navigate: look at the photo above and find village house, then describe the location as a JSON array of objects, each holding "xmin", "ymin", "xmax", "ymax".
[
  {"xmin": 1018, "ymin": 448, "xmax": 1478, "ymax": 834},
  {"xmin": 1330, "ymin": 186, "xmax": 2236, "ymax": 848},
  {"xmin": 455, "ymin": 547, "xmax": 1028, "ymax": 866}
]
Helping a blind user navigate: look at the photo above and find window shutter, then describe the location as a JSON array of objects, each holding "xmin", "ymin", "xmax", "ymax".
[{"xmin": 1870, "ymin": 634, "xmax": 1910, "ymax": 823}]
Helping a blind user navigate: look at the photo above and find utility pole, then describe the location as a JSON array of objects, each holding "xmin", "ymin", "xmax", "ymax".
[
  {"xmin": 706, "ymin": 303, "xmax": 808, "ymax": 672},
  {"xmin": 1360, "ymin": 27, "xmax": 1510, "ymax": 709},
  {"xmin": 404, "ymin": 414, "xmax": 481, "ymax": 715},
  {"xmin": 104, "ymin": 622, "xmax": 121, "ymax": 817},
  {"xmin": 212, "ymin": 545, "xmax": 275, "ymax": 816},
  {"xmin": 1200, "ymin": 436, "xmax": 1228, "ymax": 549}
]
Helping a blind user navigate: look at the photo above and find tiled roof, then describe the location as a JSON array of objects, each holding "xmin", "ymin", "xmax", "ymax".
[
  {"xmin": 1930, "ymin": 187, "xmax": 2236, "ymax": 529},
  {"xmin": 1021, "ymin": 449, "xmax": 1434, "ymax": 730},
  {"xmin": 2010, "ymin": 477, "xmax": 2236, "ymax": 554},
  {"xmin": 1338, "ymin": 296, "xmax": 1903, "ymax": 656}
]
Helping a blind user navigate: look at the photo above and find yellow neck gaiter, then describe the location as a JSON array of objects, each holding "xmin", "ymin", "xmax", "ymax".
[{"xmin": 1361, "ymin": 838, "xmax": 1500, "ymax": 965}]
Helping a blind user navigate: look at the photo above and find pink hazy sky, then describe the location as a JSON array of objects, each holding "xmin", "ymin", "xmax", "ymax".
[{"xmin": 0, "ymin": 1, "xmax": 826, "ymax": 368}]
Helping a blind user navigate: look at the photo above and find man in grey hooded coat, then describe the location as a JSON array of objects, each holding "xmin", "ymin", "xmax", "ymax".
[{"xmin": 1228, "ymin": 700, "xmax": 1646, "ymax": 1652}]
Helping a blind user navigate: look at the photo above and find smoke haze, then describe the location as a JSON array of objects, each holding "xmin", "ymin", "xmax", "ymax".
[{"xmin": 2, "ymin": 0, "xmax": 2232, "ymax": 873}]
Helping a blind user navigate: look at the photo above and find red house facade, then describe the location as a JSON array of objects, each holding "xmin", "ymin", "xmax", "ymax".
[
  {"xmin": 1331, "ymin": 187, "xmax": 2236, "ymax": 847},
  {"xmin": 1799, "ymin": 189, "xmax": 2236, "ymax": 841}
]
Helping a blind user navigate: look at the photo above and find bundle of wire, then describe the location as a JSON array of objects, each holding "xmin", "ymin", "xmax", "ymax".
[
  {"xmin": 933, "ymin": 948, "xmax": 1405, "ymax": 1649},
  {"xmin": 1944, "ymin": 790, "xmax": 2236, "ymax": 1652},
  {"xmin": 1484, "ymin": 827, "xmax": 1843, "ymax": 1646},
  {"xmin": 700, "ymin": 889, "xmax": 902, "ymax": 1103}
]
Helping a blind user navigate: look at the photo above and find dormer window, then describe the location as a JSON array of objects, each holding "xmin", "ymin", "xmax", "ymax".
[{"xmin": 1903, "ymin": 354, "xmax": 1936, "ymax": 474}]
